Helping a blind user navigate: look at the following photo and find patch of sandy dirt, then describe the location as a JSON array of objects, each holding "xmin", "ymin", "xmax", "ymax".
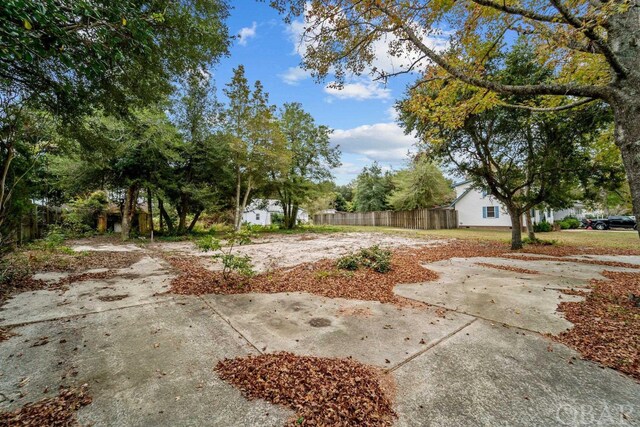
[{"xmin": 153, "ymin": 232, "xmax": 447, "ymax": 273}]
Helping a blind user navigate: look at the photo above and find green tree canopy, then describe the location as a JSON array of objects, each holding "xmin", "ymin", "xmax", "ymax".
[
  {"xmin": 1, "ymin": 0, "xmax": 230, "ymax": 115},
  {"xmin": 388, "ymin": 157, "xmax": 453, "ymax": 211},
  {"xmin": 352, "ymin": 162, "xmax": 394, "ymax": 212},
  {"xmin": 270, "ymin": 102, "xmax": 340, "ymax": 229}
]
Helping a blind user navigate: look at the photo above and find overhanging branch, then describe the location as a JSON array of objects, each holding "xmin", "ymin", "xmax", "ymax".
[
  {"xmin": 374, "ymin": 5, "xmax": 610, "ymax": 101},
  {"xmin": 498, "ymin": 97, "xmax": 597, "ymax": 111}
]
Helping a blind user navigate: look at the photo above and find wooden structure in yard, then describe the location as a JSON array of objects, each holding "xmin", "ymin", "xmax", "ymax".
[{"xmin": 313, "ymin": 208, "xmax": 458, "ymax": 230}]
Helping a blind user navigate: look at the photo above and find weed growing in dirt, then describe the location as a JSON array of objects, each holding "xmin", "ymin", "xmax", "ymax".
[
  {"xmin": 337, "ymin": 245, "xmax": 392, "ymax": 273},
  {"xmin": 197, "ymin": 229, "xmax": 256, "ymax": 280}
]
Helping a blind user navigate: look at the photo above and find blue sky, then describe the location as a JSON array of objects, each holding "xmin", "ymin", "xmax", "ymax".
[{"xmin": 212, "ymin": 2, "xmax": 428, "ymax": 185}]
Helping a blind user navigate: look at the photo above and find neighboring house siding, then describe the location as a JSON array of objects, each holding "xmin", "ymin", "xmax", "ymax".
[
  {"xmin": 242, "ymin": 199, "xmax": 310, "ymax": 226},
  {"xmin": 553, "ymin": 204, "xmax": 604, "ymax": 220},
  {"xmin": 452, "ymin": 182, "xmax": 554, "ymax": 228},
  {"xmin": 242, "ymin": 209, "xmax": 270, "ymax": 226}
]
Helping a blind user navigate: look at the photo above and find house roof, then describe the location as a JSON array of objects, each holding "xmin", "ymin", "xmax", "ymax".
[
  {"xmin": 449, "ymin": 187, "xmax": 472, "ymax": 208},
  {"xmin": 451, "ymin": 180, "xmax": 471, "ymax": 188},
  {"xmin": 244, "ymin": 199, "xmax": 307, "ymax": 214}
]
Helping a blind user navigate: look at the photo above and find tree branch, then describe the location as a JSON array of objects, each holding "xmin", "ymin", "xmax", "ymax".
[
  {"xmin": 374, "ymin": 5, "xmax": 611, "ymax": 101},
  {"xmin": 468, "ymin": 0, "xmax": 568, "ymax": 23},
  {"xmin": 498, "ymin": 97, "xmax": 597, "ymax": 111},
  {"xmin": 547, "ymin": 0, "xmax": 627, "ymax": 77}
]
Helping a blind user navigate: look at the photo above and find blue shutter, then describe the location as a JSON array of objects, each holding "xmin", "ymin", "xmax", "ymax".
[
  {"xmin": 482, "ymin": 207, "xmax": 487, "ymax": 218},
  {"xmin": 495, "ymin": 208, "xmax": 499, "ymax": 218}
]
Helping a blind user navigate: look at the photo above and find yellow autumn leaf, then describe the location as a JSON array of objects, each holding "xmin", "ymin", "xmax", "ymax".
[
  {"xmin": 24, "ymin": 20, "xmax": 32, "ymax": 30},
  {"xmin": 122, "ymin": 17, "xmax": 127, "ymax": 26}
]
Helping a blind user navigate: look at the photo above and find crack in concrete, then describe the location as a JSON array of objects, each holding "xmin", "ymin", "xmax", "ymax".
[
  {"xmin": 196, "ymin": 295, "xmax": 264, "ymax": 355},
  {"xmin": 386, "ymin": 318, "xmax": 478, "ymax": 373},
  {"xmin": 0, "ymin": 298, "xmax": 175, "ymax": 328},
  {"xmin": 397, "ymin": 289, "xmax": 555, "ymax": 336}
]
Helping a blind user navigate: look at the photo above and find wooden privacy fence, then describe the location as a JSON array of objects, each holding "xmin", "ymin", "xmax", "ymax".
[{"xmin": 313, "ymin": 208, "xmax": 458, "ymax": 230}]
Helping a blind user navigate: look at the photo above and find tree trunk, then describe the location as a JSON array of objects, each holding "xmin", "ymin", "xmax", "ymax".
[
  {"xmin": 177, "ymin": 195, "xmax": 189, "ymax": 235},
  {"xmin": 236, "ymin": 176, "xmax": 252, "ymax": 232},
  {"xmin": 284, "ymin": 204, "xmax": 299, "ymax": 229},
  {"xmin": 506, "ymin": 206, "xmax": 523, "ymax": 250},
  {"xmin": 525, "ymin": 209, "xmax": 535, "ymax": 240},
  {"xmin": 121, "ymin": 184, "xmax": 139, "ymax": 241},
  {"xmin": 612, "ymin": 98, "xmax": 640, "ymax": 239},
  {"xmin": 158, "ymin": 198, "xmax": 173, "ymax": 233},
  {"xmin": 234, "ymin": 170, "xmax": 242, "ymax": 231},
  {"xmin": 147, "ymin": 188, "xmax": 154, "ymax": 241},
  {"xmin": 187, "ymin": 210, "xmax": 202, "ymax": 232},
  {"xmin": 0, "ymin": 144, "xmax": 15, "ymax": 233}
]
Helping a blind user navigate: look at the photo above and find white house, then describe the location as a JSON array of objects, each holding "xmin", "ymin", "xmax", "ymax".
[
  {"xmin": 553, "ymin": 202, "xmax": 604, "ymax": 221},
  {"xmin": 242, "ymin": 199, "xmax": 310, "ymax": 226},
  {"xmin": 451, "ymin": 181, "xmax": 553, "ymax": 228}
]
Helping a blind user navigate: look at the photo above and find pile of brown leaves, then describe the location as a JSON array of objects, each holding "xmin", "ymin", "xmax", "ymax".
[
  {"xmin": 0, "ymin": 385, "xmax": 92, "ymax": 427},
  {"xmin": 554, "ymin": 271, "xmax": 640, "ymax": 380},
  {"xmin": 475, "ymin": 263, "xmax": 539, "ymax": 275},
  {"xmin": 166, "ymin": 250, "xmax": 438, "ymax": 306},
  {"xmin": 215, "ymin": 352, "xmax": 396, "ymax": 427}
]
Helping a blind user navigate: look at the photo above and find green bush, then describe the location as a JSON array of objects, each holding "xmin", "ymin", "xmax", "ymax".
[
  {"xmin": 63, "ymin": 191, "xmax": 109, "ymax": 236},
  {"xmin": 533, "ymin": 220, "xmax": 553, "ymax": 232},
  {"xmin": 558, "ymin": 216, "xmax": 581, "ymax": 230},
  {"xmin": 270, "ymin": 213, "xmax": 285, "ymax": 227},
  {"xmin": 358, "ymin": 245, "xmax": 392, "ymax": 273},
  {"xmin": 336, "ymin": 254, "xmax": 360, "ymax": 271},
  {"xmin": 336, "ymin": 245, "xmax": 392, "ymax": 273}
]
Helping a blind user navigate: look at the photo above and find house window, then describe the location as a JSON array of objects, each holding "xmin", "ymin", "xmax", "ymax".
[
  {"xmin": 483, "ymin": 206, "xmax": 499, "ymax": 218},
  {"xmin": 255, "ymin": 213, "xmax": 260, "ymax": 221}
]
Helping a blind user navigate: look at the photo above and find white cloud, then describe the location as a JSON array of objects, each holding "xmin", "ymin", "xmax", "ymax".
[
  {"xmin": 238, "ymin": 22, "xmax": 257, "ymax": 46},
  {"xmin": 324, "ymin": 79, "xmax": 391, "ymax": 101},
  {"xmin": 332, "ymin": 162, "xmax": 362, "ymax": 176},
  {"xmin": 386, "ymin": 105, "xmax": 399, "ymax": 121},
  {"xmin": 331, "ymin": 122, "xmax": 418, "ymax": 163},
  {"xmin": 279, "ymin": 66, "xmax": 310, "ymax": 85}
]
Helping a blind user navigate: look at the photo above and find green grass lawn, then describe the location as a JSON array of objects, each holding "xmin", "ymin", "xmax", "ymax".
[{"xmin": 315, "ymin": 225, "xmax": 640, "ymax": 250}]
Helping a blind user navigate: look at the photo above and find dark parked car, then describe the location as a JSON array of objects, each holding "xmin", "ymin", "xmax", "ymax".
[{"xmin": 589, "ymin": 216, "xmax": 637, "ymax": 230}]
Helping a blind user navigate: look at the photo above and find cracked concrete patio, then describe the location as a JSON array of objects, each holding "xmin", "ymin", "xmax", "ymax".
[{"xmin": 1, "ymin": 234, "xmax": 638, "ymax": 426}]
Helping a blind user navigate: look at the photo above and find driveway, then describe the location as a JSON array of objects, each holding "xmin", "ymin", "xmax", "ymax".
[{"xmin": 1, "ymin": 235, "xmax": 638, "ymax": 426}]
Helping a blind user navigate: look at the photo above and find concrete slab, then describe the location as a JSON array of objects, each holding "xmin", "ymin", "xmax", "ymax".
[
  {"xmin": 393, "ymin": 256, "xmax": 634, "ymax": 334},
  {"xmin": 476, "ymin": 256, "xmax": 640, "ymax": 283},
  {"xmin": 0, "ymin": 257, "xmax": 174, "ymax": 326},
  {"xmin": 203, "ymin": 292, "xmax": 475, "ymax": 368},
  {"xmin": 71, "ymin": 244, "xmax": 143, "ymax": 252},
  {"xmin": 570, "ymin": 254, "xmax": 640, "ymax": 266},
  {"xmin": 393, "ymin": 320, "xmax": 640, "ymax": 427},
  {"xmin": 0, "ymin": 299, "xmax": 291, "ymax": 426}
]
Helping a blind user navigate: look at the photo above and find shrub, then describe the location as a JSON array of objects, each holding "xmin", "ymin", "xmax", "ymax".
[
  {"xmin": 336, "ymin": 254, "xmax": 360, "ymax": 271},
  {"xmin": 270, "ymin": 213, "xmax": 285, "ymax": 227},
  {"xmin": 558, "ymin": 216, "xmax": 581, "ymax": 230},
  {"xmin": 197, "ymin": 229, "xmax": 255, "ymax": 280},
  {"xmin": 533, "ymin": 220, "xmax": 553, "ymax": 232},
  {"xmin": 63, "ymin": 191, "xmax": 109, "ymax": 236},
  {"xmin": 358, "ymin": 245, "xmax": 392, "ymax": 273},
  {"xmin": 336, "ymin": 245, "xmax": 392, "ymax": 273}
]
